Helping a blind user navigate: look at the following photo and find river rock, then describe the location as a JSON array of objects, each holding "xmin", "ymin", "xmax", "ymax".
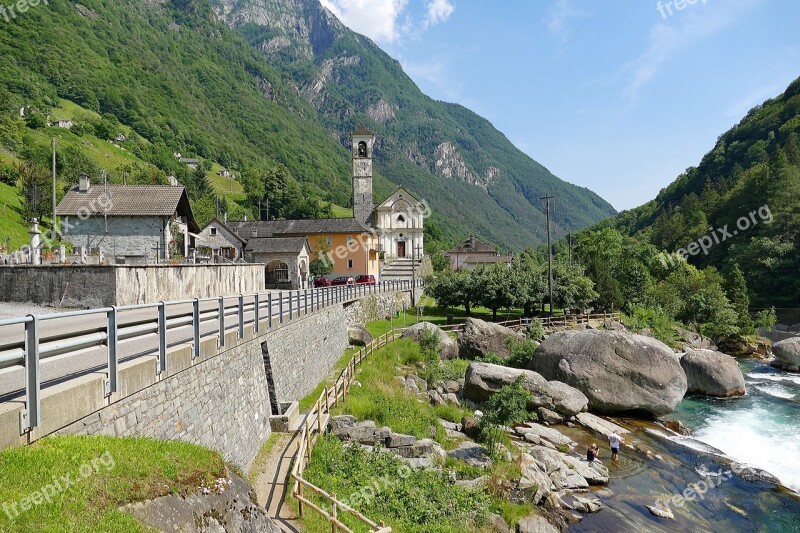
[
  {"xmin": 517, "ymin": 423, "xmax": 576, "ymax": 448},
  {"xmin": 402, "ymin": 321, "xmax": 459, "ymax": 359},
  {"xmin": 574, "ymin": 412, "xmax": 630, "ymax": 437},
  {"xmin": 674, "ymin": 327, "xmax": 717, "ymax": 351},
  {"xmin": 680, "ymin": 348, "xmax": 746, "ymax": 397},
  {"xmin": 719, "ymin": 335, "xmax": 772, "ymax": 359},
  {"xmin": 537, "ymin": 407, "xmax": 563, "ymax": 425},
  {"xmin": 773, "ymin": 337, "xmax": 800, "ymax": 369},
  {"xmin": 547, "ymin": 380, "xmax": 589, "ymax": 417},
  {"xmin": 488, "ymin": 513, "xmax": 512, "ymax": 533},
  {"xmin": 519, "ymin": 453, "xmax": 553, "ymax": 503},
  {"xmin": 447, "ymin": 441, "xmax": 493, "ymax": 468},
  {"xmin": 463, "ymin": 362, "xmax": 552, "ymax": 408},
  {"xmin": 532, "ymin": 330, "xmax": 688, "ymax": 417},
  {"xmin": 517, "ymin": 513, "xmax": 559, "ymax": 533},
  {"xmin": 571, "ymin": 495, "xmax": 603, "ymax": 513},
  {"xmin": 560, "ymin": 454, "xmax": 609, "ymax": 485},
  {"xmin": 348, "ymin": 325, "xmax": 373, "ymax": 346},
  {"xmin": 457, "ymin": 317, "xmax": 525, "ymax": 359},
  {"xmin": 646, "ymin": 505, "xmax": 674, "ymax": 519}
]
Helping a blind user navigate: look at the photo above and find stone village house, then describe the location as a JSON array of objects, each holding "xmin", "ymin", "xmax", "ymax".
[{"xmin": 56, "ymin": 175, "xmax": 200, "ymax": 264}]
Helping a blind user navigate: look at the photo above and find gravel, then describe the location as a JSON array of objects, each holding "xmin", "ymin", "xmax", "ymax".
[{"xmin": 0, "ymin": 301, "xmax": 83, "ymax": 320}]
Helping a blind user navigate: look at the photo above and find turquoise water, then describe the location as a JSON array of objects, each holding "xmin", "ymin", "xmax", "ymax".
[{"xmin": 671, "ymin": 360, "xmax": 800, "ymax": 493}]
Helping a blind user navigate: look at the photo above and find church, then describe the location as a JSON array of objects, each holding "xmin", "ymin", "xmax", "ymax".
[
  {"xmin": 209, "ymin": 126, "xmax": 426, "ymax": 288},
  {"xmin": 351, "ymin": 125, "xmax": 426, "ymax": 261}
]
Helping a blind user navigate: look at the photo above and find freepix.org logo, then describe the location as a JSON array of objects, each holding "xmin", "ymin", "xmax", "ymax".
[{"xmin": 0, "ymin": 0, "xmax": 49, "ymax": 23}]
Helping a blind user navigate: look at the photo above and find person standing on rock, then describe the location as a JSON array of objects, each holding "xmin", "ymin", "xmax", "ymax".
[
  {"xmin": 587, "ymin": 444, "xmax": 602, "ymax": 464},
  {"xmin": 608, "ymin": 431, "xmax": 623, "ymax": 461}
]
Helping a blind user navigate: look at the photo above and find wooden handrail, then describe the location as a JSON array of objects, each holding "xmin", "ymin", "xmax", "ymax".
[{"xmin": 290, "ymin": 328, "xmax": 399, "ymax": 532}]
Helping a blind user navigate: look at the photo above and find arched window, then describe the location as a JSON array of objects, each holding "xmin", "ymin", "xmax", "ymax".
[
  {"xmin": 357, "ymin": 141, "xmax": 367, "ymax": 157},
  {"xmin": 266, "ymin": 260, "xmax": 290, "ymax": 283},
  {"xmin": 397, "ymin": 214, "xmax": 405, "ymax": 224}
]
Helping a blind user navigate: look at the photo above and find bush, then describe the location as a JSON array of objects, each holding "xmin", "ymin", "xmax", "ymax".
[
  {"xmin": 476, "ymin": 353, "xmax": 506, "ymax": 366},
  {"xmin": 526, "ymin": 319, "xmax": 546, "ymax": 341},
  {"xmin": 622, "ymin": 305, "xmax": 678, "ymax": 347},
  {"xmin": 753, "ymin": 307, "xmax": 777, "ymax": 333},
  {"xmin": 505, "ymin": 338, "xmax": 538, "ymax": 369},
  {"xmin": 478, "ymin": 376, "xmax": 531, "ymax": 458}
]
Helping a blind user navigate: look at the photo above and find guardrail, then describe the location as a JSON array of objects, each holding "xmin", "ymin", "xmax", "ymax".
[
  {"xmin": 0, "ymin": 279, "xmax": 422, "ymax": 435},
  {"xmin": 291, "ymin": 330, "xmax": 400, "ymax": 533}
]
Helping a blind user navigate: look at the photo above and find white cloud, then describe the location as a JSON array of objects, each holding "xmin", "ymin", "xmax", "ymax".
[
  {"xmin": 547, "ymin": 0, "xmax": 590, "ymax": 44},
  {"xmin": 320, "ymin": 0, "xmax": 409, "ymax": 43},
  {"xmin": 621, "ymin": 0, "xmax": 761, "ymax": 103},
  {"xmin": 424, "ymin": 0, "xmax": 454, "ymax": 28}
]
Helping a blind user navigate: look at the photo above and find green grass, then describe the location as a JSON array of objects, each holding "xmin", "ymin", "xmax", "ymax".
[
  {"xmin": 322, "ymin": 200, "xmax": 352, "ymax": 218},
  {"xmin": 0, "ymin": 435, "xmax": 225, "ymax": 531},
  {"xmin": 0, "ymin": 182, "xmax": 29, "ymax": 251}
]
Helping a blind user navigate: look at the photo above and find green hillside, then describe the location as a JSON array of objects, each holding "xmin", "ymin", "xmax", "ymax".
[
  {"xmin": 0, "ymin": 0, "xmax": 614, "ymax": 252},
  {"xmin": 604, "ymin": 76, "xmax": 800, "ymax": 306}
]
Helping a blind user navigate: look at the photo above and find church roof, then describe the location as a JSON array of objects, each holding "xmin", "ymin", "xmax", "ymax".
[{"xmin": 351, "ymin": 124, "xmax": 373, "ymax": 137}]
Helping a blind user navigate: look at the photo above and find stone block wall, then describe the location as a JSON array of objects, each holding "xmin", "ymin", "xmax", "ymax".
[
  {"xmin": 264, "ymin": 303, "xmax": 350, "ymax": 406},
  {"xmin": 56, "ymin": 338, "xmax": 272, "ymax": 472},
  {"xmin": 344, "ymin": 291, "xmax": 412, "ymax": 327}
]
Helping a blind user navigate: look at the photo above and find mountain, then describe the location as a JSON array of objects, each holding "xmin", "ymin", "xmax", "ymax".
[
  {"xmin": 211, "ymin": 0, "xmax": 616, "ymax": 248},
  {"xmin": 604, "ymin": 76, "xmax": 800, "ymax": 307},
  {"xmin": 0, "ymin": 0, "xmax": 614, "ymax": 252}
]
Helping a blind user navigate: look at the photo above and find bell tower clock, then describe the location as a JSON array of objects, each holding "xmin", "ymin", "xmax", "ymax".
[{"xmin": 351, "ymin": 125, "xmax": 375, "ymax": 224}]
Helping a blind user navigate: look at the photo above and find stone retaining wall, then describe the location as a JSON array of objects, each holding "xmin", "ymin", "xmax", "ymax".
[{"xmin": 344, "ymin": 291, "xmax": 412, "ymax": 327}]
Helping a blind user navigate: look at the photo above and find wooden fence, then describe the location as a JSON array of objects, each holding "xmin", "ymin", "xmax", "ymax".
[
  {"xmin": 438, "ymin": 312, "xmax": 621, "ymax": 333},
  {"xmin": 290, "ymin": 331, "xmax": 401, "ymax": 533}
]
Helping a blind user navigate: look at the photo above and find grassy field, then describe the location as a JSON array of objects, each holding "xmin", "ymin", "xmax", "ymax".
[{"xmin": 0, "ymin": 435, "xmax": 225, "ymax": 531}]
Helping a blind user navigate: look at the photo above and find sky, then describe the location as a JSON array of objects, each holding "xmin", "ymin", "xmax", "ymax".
[{"xmin": 318, "ymin": 0, "xmax": 800, "ymax": 211}]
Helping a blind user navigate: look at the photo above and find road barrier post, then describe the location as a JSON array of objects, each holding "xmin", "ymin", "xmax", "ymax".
[{"xmin": 106, "ymin": 306, "xmax": 119, "ymax": 395}]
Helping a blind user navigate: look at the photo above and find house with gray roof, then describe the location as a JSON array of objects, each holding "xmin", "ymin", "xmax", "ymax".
[
  {"xmin": 244, "ymin": 237, "xmax": 311, "ymax": 289},
  {"xmin": 56, "ymin": 175, "xmax": 200, "ymax": 264},
  {"xmin": 447, "ymin": 236, "xmax": 510, "ymax": 271}
]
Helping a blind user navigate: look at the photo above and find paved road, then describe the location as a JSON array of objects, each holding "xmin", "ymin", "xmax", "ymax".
[{"xmin": 0, "ymin": 285, "xmax": 377, "ymax": 402}]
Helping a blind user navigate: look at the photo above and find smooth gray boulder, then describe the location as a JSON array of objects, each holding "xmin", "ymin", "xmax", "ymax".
[
  {"xmin": 680, "ymin": 348, "xmax": 746, "ymax": 397},
  {"xmin": 532, "ymin": 330, "xmax": 687, "ymax": 417},
  {"xmin": 348, "ymin": 325, "xmax": 373, "ymax": 346},
  {"xmin": 463, "ymin": 362, "xmax": 587, "ymax": 416},
  {"xmin": 402, "ymin": 321, "xmax": 458, "ymax": 359},
  {"xmin": 773, "ymin": 337, "xmax": 800, "ymax": 369},
  {"xmin": 463, "ymin": 362, "xmax": 552, "ymax": 409},
  {"xmin": 457, "ymin": 317, "xmax": 525, "ymax": 359},
  {"xmin": 675, "ymin": 327, "xmax": 717, "ymax": 351},
  {"xmin": 447, "ymin": 441, "xmax": 493, "ymax": 468},
  {"xmin": 547, "ymin": 380, "xmax": 589, "ymax": 417}
]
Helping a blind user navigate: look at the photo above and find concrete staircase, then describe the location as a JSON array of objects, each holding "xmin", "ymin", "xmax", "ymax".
[{"xmin": 380, "ymin": 257, "xmax": 422, "ymax": 282}]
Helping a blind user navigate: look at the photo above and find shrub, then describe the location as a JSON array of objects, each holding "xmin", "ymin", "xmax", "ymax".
[
  {"xmin": 753, "ymin": 307, "xmax": 777, "ymax": 333},
  {"xmin": 478, "ymin": 376, "xmax": 531, "ymax": 458},
  {"xmin": 526, "ymin": 319, "xmax": 546, "ymax": 342},
  {"xmin": 505, "ymin": 339, "xmax": 538, "ymax": 369},
  {"xmin": 622, "ymin": 305, "xmax": 679, "ymax": 347},
  {"xmin": 476, "ymin": 353, "xmax": 506, "ymax": 366}
]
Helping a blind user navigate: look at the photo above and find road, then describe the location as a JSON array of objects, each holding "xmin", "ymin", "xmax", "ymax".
[{"xmin": 0, "ymin": 285, "xmax": 377, "ymax": 402}]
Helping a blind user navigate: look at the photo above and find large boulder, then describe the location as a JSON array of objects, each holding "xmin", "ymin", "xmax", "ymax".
[
  {"xmin": 463, "ymin": 362, "xmax": 552, "ymax": 409},
  {"xmin": 547, "ymin": 380, "xmax": 589, "ymax": 417},
  {"xmin": 463, "ymin": 362, "xmax": 587, "ymax": 416},
  {"xmin": 457, "ymin": 317, "xmax": 525, "ymax": 359},
  {"xmin": 402, "ymin": 321, "xmax": 459, "ymax": 359},
  {"xmin": 773, "ymin": 337, "xmax": 800, "ymax": 371},
  {"xmin": 531, "ymin": 330, "xmax": 687, "ymax": 417},
  {"xmin": 680, "ymin": 348, "xmax": 746, "ymax": 397}
]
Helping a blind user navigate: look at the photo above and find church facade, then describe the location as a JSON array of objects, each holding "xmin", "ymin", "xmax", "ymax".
[{"xmin": 350, "ymin": 126, "xmax": 425, "ymax": 261}]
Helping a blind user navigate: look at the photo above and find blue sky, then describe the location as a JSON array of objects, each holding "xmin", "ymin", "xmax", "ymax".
[{"xmin": 319, "ymin": 0, "xmax": 800, "ymax": 211}]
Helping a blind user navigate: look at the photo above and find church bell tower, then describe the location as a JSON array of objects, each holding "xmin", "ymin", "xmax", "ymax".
[{"xmin": 351, "ymin": 125, "xmax": 375, "ymax": 225}]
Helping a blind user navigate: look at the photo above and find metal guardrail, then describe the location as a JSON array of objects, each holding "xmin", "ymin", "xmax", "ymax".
[
  {"xmin": 292, "ymin": 330, "xmax": 400, "ymax": 533},
  {"xmin": 0, "ymin": 279, "xmax": 422, "ymax": 435}
]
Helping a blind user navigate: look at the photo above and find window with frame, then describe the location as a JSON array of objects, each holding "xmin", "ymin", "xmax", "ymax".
[
  {"xmin": 347, "ymin": 259, "xmax": 353, "ymax": 269},
  {"xmin": 210, "ymin": 227, "xmax": 217, "ymax": 236}
]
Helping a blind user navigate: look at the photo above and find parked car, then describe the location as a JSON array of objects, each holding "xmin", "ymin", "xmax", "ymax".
[
  {"xmin": 355, "ymin": 274, "xmax": 376, "ymax": 285},
  {"xmin": 330, "ymin": 276, "xmax": 354, "ymax": 286},
  {"xmin": 313, "ymin": 276, "xmax": 331, "ymax": 287}
]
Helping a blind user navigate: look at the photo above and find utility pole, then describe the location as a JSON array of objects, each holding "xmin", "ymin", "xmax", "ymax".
[
  {"xmin": 51, "ymin": 137, "xmax": 57, "ymax": 241},
  {"xmin": 567, "ymin": 232, "xmax": 572, "ymax": 267},
  {"xmin": 541, "ymin": 194, "xmax": 555, "ymax": 316}
]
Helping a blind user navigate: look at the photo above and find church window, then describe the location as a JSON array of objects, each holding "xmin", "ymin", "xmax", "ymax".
[
  {"xmin": 357, "ymin": 141, "xmax": 367, "ymax": 157},
  {"xmin": 397, "ymin": 215, "xmax": 405, "ymax": 223}
]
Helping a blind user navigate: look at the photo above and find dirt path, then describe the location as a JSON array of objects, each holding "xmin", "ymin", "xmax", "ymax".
[{"xmin": 252, "ymin": 431, "xmax": 303, "ymax": 533}]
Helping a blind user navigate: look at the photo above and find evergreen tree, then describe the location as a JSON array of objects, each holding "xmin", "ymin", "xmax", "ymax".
[{"xmin": 725, "ymin": 263, "xmax": 754, "ymax": 334}]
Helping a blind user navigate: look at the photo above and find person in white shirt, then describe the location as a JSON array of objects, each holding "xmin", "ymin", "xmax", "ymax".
[{"xmin": 608, "ymin": 430, "xmax": 623, "ymax": 461}]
